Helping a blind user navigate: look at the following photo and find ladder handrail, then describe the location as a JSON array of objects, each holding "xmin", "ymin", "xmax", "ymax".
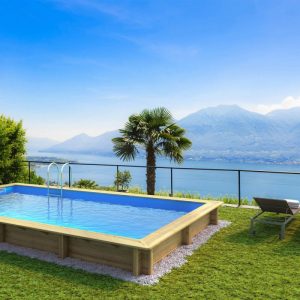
[
  {"xmin": 47, "ymin": 162, "xmax": 60, "ymax": 191},
  {"xmin": 60, "ymin": 163, "xmax": 72, "ymax": 194}
]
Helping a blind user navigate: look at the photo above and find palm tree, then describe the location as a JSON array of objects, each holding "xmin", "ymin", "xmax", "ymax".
[{"xmin": 112, "ymin": 107, "xmax": 192, "ymax": 195}]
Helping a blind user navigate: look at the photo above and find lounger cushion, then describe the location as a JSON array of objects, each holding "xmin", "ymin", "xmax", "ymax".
[{"xmin": 286, "ymin": 199, "xmax": 300, "ymax": 209}]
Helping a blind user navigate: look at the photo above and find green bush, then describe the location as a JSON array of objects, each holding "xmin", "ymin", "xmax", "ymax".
[
  {"xmin": 73, "ymin": 179, "xmax": 98, "ymax": 189},
  {"xmin": 114, "ymin": 170, "xmax": 132, "ymax": 190},
  {"xmin": 0, "ymin": 115, "xmax": 26, "ymax": 184},
  {"xmin": 21, "ymin": 169, "xmax": 45, "ymax": 185}
]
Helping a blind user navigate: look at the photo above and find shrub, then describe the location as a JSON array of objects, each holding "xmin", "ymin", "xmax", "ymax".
[
  {"xmin": 114, "ymin": 170, "xmax": 132, "ymax": 191},
  {"xmin": 21, "ymin": 169, "xmax": 45, "ymax": 185},
  {"xmin": 73, "ymin": 179, "xmax": 98, "ymax": 189},
  {"xmin": 0, "ymin": 115, "xmax": 26, "ymax": 184}
]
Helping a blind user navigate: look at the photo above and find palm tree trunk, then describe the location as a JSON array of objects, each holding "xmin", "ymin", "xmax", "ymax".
[{"xmin": 146, "ymin": 145, "xmax": 156, "ymax": 195}]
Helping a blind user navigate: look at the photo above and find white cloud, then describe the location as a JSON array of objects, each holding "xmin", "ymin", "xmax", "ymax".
[{"xmin": 249, "ymin": 96, "xmax": 300, "ymax": 114}]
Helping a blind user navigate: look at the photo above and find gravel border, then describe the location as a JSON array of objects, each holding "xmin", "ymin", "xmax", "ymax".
[{"xmin": 0, "ymin": 220, "xmax": 230, "ymax": 285}]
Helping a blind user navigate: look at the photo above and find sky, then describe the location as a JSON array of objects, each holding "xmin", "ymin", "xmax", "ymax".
[{"xmin": 0, "ymin": 0, "xmax": 300, "ymax": 141}]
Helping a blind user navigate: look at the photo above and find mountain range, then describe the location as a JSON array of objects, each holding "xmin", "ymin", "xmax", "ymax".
[
  {"xmin": 28, "ymin": 105, "xmax": 300, "ymax": 163},
  {"xmin": 38, "ymin": 131, "xmax": 117, "ymax": 156},
  {"xmin": 27, "ymin": 137, "xmax": 59, "ymax": 152}
]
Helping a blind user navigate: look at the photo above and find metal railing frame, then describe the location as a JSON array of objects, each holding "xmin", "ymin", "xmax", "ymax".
[{"xmin": 24, "ymin": 160, "xmax": 300, "ymax": 207}]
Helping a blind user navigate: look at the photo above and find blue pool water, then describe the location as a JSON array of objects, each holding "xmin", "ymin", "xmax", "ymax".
[{"xmin": 0, "ymin": 185, "xmax": 203, "ymax": 239}]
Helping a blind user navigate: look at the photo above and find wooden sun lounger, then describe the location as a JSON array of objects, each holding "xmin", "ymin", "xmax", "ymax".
[{"xmin": 250, "ymin": 197, "xmax": 300, "ymax": 239}]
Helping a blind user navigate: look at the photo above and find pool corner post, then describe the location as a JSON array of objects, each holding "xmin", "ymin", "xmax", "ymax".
[
  {"xmin": 132, "ymin": 248, "xmax": 141, "ymax": 276},
  {"xmin": 145, "ymin": 249, "xmax": 154, "ymax": 275},
  {"xmin": 58, "ymin": 235, "xmax": 69, "ymax": 259},
  {"xmin": 0, "ymin": 224, "xmax": 5, "ymax": 242},
  {"xmin": 133, "ymin": 249, "xmax": 153, "ymax": 276},
  {"xmin": 182, "ymin": 226, "xmax": 192, "ymax": 245},
  {"xmin": 210, "ymin": 208, "xmax": 218, "ymax": 225}
]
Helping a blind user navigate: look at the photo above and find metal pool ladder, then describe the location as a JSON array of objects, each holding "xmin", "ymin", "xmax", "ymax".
[
  {"xmin": 47, "ymin": 162, "xmax": 72, "ymax": 197},
  {"xmin": 47, "ymin": 162, "xmax": 61, "ymax": 197},
  {"xmin": 60, "ymin": 162, "xmax": 72, "ymax": 196}
]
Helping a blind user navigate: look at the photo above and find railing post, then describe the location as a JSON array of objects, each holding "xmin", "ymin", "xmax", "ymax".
[
  {"xmin": 238, "ymin": 170, "xmax": 241, "ymax": 207},
  {"xmin": 169, "ymin": 168, "xmax": 173, "ymax": 197},
  {"xmin": 68, "ymin": 165, "xmax": 71, "ymax": 187},
  {"xmin": 116, "ymin": 165, "xmax": 119, "ymax": 191},
  {"xmin": 28, "ymin": 161, "xmax": 31, "ymax": 183}
]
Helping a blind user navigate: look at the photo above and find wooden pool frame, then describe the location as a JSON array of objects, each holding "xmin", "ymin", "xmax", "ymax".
[{"xmin": 0, "ymin": 183, "xmax": 222, "ymax": 275}]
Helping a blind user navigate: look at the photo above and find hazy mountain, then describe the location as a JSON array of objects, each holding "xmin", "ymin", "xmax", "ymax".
[
  {"xmin": 266, "ymin": 107, "xmax": 300, "ymax": 127},
  {"xmin": 266, "ymin": 107, "xmax": 300, "ymax": 149},
  {"xmin": 41, "ymin": 131, "xmax": 118, "ymax": 155},
  {"xmin": 27, "ymin": 137, "xmax": 59, "ymax": 152},
  {"xmin": 179, "ymin": 105, "xmax": 285, "ymax": 152},
  {"xmin": 288, "ymin": 122, "xmax": 300, "ymax": 146},
  {"xmin": 38, "ymin": 105, "xmax": 300, "ymax": 162}
]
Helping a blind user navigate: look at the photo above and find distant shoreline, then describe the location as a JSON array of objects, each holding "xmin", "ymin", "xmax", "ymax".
[{"xmin": 26, "ymin": 153, "xmax": 300, "ymax": 166}]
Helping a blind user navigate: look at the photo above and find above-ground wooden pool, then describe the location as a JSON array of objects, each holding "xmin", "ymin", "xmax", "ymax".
[{"xmin": 0, "ymin": 183, "xmax": 222, "ymax": 275}]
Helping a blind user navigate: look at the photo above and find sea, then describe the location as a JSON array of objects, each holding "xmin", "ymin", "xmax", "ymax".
[{"xmin": 28, "ymin": 152, "xmax": 300, "ymax": 202}]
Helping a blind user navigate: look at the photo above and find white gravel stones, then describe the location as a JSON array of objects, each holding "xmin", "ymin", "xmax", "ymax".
[{"xmin": 0, "ymin": 220, "xmax": 230, "ymax": 285}]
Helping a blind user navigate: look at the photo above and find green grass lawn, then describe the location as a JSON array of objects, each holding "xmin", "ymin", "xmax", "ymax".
[{"xmin": 1, "ymin": 207, "xmax": 300, "ymax": 299}]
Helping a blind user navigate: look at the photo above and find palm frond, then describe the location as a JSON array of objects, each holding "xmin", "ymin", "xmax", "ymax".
[
  {"xmin": 112, "ymin": 137, "xmax": 138, "ymax": 161},
  {"xmin": 141, "ymin": 107, "xmax": 173, "ymax": 129}
]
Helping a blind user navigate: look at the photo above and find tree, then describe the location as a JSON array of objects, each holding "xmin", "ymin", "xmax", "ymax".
[
  {"xmin": 0, "ymin": 115, "xmax": 27, "ymax": 184},
  {"xmin": 112, "ymin": 107, "xmax": 192, "ymax": 195},
  {"xmin": 114, "ymin": 170, "xmax": 132, "ymax": 191}
]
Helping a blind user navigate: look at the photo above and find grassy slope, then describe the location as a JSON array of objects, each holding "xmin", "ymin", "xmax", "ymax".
[{"xmin": 0, "ymin": 207, "xmax": 300, "ymax": 300}]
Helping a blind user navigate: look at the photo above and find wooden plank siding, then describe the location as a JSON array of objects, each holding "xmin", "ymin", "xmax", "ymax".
[
  {"xmin": 68, "ymin": 236, "xmax": 133, "ymax": 271},
  {"xmin": 4, "ymin": 225, "xmax": 59, "ymax": 254}
]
